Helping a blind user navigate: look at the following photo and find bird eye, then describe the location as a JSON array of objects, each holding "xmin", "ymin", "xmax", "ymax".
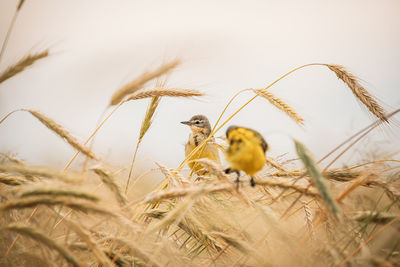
[{"xmin": 195, "ymin": 120, "xmax": 200, "ymax": 124}]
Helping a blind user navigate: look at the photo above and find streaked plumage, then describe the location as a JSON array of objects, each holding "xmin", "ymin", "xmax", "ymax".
[{"xmin": 181, "ymin": 115, "xmax": 220, "ymax": 175}]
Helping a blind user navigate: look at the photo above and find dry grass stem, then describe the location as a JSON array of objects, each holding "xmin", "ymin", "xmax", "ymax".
[
  {"xmin": 0, "ymin": 153, "xmax": 26, "ymax": 165},
  {"xmin": 17, "ymin": 0, "xmax": 26, "ymax": 10},
  {"xmin": 91, "ymin": 167, "xmax": 127, "ymax": 206},
  {"xmin": 107, "ymin": 237, "xmax": 161, "ymax": 267},
  {"xmin": 0, "ymin": 174, "xmax": 26, "ymax": 185},
  {"xmin": 272, "ymin": 169, "xmax": 382, "ymax": 186},
  {"xmin": 126, "ymin": 88, "xmax": 204, "ymax": 101},
  {"xmin": 0, "ymin": 196, "xmax": 113, "ymax": 215},
  {"xmin": 0, "ymin": 50, "xmax": 49, "ymax": 83},
  {"xmin": 145, "ymin": 187, "xmax": 205, "ymax": 234},
  {"xmin": 326, "ymin": 64, "xmax": 387, "ymax": 121},
  {"xmin": 110, "ymin": 59, "xmax": 181, "ymax": 105},
  {"xmin": 335, "ymin": 165, "xmax": 381, "ymax": 203},
  {"xmin": 19, "ymin": 188, "xmax": 99, "ymax": 201},
  {"xmin": 353, "ymin": 211, "xmax": 397, "ymax": 224},
  {"xmin": 194, "ymin": 158, "xmax": 230, "ymax": 182},
  {"xmin": 27, "ymin": 110, "xmax": 98, "ymax": 160},
  {"xmin": 1, "ymin": 224, "xmax": 82, "ymax": 267},
  {"xmin": 66, "ymin": 220, "xmax": 114, "ymax": 267},
  {"xmin": 156, "ymin": 162, "xmax": 190, "ymax": 187},
  {"xmin": 382, "ymin": 184, "xmax": 400, "ymax": 205},
  {"xmin": 126, "ymin": 94, "xmax": 162, "ymax": 193},
  {"xmin": 0, "ymin": 163, "xmax": 84, "ymax": 183},
  {"xmin": 210, "ymin": 231, "xmax": 257, "ymax": 257},
  {"xmin": 253, "ymin": 89, "xmax": 304, "ymax": 125},
  {"xmin": 295, "ymin": 140, "xmax": 340, "ymax": 218},
  {"xmin": 139, "ymin": 184, "xmax": 233, "ymax": 204},
  {"xmin": 257, "ymin": 178, "xmax": 319, "ymax": 198},
  {"xmin": 0, "ymin": 0, "xmax": 26, "ymax": 64},
  {"xmin": 265, "ymin": 156, "xmax": 288, "ymax": 172}
]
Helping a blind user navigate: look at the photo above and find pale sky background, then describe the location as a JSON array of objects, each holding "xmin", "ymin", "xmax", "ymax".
[{"xmin": 0, "ymin": 0, "xmax": 399, "ymax": 173}]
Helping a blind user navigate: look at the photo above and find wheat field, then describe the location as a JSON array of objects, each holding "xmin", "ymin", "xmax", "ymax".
[{"xmin": 1, "ymin": 1, "xmax": 400, "ymax": 267}]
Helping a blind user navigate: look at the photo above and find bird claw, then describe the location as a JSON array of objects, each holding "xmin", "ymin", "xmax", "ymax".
[{"xmin": 250, "ymin": 177, "xmax": 255, "ymax": 187}]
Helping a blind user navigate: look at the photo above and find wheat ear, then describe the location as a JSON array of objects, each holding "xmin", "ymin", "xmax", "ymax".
[
  {"xmin": 126, "ymin": 88, "xmax": 203, "ymax": 101},
  {"xmin": 0, "ymin": 50, "xmax": 49, "ymax": 83},
  {"xmin": 28, "ymin": 110, "xmax": 98, "ymax": 160},
  {"xmin": 253, "ymin": 89, "xmax": 304, "ymax": 125},
  {"xmin": 295, "ymin": 139, "xmax": 340, "ymax": 218},
  {"xmin": 110, "ymin": 59, "xmax": 181, "ymax": 105},
  {"xmin": 91, "ymin": 167, "xmax": 127, "ymax": 206},
  {"xmin": 326, "ymin": 64, "xmax": 387, "ymax": 121}
]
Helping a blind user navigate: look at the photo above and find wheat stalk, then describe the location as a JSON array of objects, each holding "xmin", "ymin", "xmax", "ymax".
[
  {"xmin": 326, "ymin": 64, "xmax": 387, "ymax": 121},
  {"xmin": 265, "ymin": 156, "xmax": 288, "ymax": 172},
  {"xmin": 19, "ymin": 188, "xmax": 99, "ymax": 201},
  {"xmin": 0, "ymin": 196, "xmax": 113, "ymax": 216},
  {"xmin": 1, "ymin": 224, "xmax": 82, "ymax": 267},
  {"xmin": 140, "ymin": 96, "xmax": 160, "ymax": 140},
  {"xmin": 0, "ymin": 163, "xmax": 84, "ymax": 183},
  {"xmin": 0, "ymin": 0, "xmax": 27, "ymax": 63},
  {"xmin": 132, "ymin": 184, "xmax": 233, "ymax": 205},
  {"xmin": 194, "ymin": 158, "xmax": 230, "ymax": 182},
  {"xmin": 27, "ymin": 110, "xmax": 98, "ymax": 160},
  {"xmin": 91, "ymin": 167, "xmax": 127, "ymax": 206},
  {"xmin": 353, "ymin": 211, "xmax": 396, "ymax": 224},
  {"xmin": 0, "ymin": 174, "xmax": 26, "ymax": 185},
  {"xmin": 0, "ymin": 50, "xmax": 49, "ymax": 83},
  {"xmin": 17, "ymin": 0, "xmax": 26, "ymax": 10},
  {"xmin": 257, "ymin": 178, "xmax": 319, "ymax": 198},
  {"xmin": 66, "ymin": 219, "xmax": 114, "ymax": 267},
  {"xmin": 253, "ymin": 89, "xmax": 304, "ymax": 125},
  {"xmin": 104, "ymin": 237, "xmax": 161, "ymax": 267},
  {"xmin": 126, "ymin": 95, "xmax": 161, "ymax": 193},
  {"xmin": 209, "ymin": 231, "xmax": 256, "ymax": 256},
  {"xmin": 110, "ymin": 59, "xmax": 181, "ymax": 105},
  {"xmin": 0, "ymin": 153, "xmax": 26, "ymax": 165},
  {"xmin": 126, "ymin": 88, "xmax": 204, "ymax": 101},
  {"xmin": 155, "ymin": 162, "xmax": 190, "ymax": 187},
  {"xmin": 295, "ymin": 139, "xmax": 340, "ymax": 218},
  {"xmin": 145, "ymin": 187, "xmax": 205, "ymax": 234}
]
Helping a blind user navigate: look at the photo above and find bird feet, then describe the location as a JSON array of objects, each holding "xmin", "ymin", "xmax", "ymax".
[
  {"xmin": 224, "ymin": 168, "xmax": 241, "ymax": 190},
  {"xmin": 224, "ymin": 168, "xmax": 256, "ymax": 188},
  {"xmin": 250, "ymin": 177, "xmax": 255, "ymax": 187}
]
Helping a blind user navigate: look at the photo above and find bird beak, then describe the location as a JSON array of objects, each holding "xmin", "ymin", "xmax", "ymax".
[{"xmin": 180, "ymin": 121, "xmax": 192, "ymax": 125}]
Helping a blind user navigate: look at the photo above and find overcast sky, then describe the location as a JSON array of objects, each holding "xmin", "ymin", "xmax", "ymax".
[{"xmin": 1, "ymin": 0, "xmax": 399, "ymax": 173}]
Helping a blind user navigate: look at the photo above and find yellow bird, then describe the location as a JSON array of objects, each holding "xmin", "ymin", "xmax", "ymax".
[
  {"xmin": 181, "ymin": 115, "xmax": 220, "ymax": 175},
  {"xmin": 225, "ymin": 126, "xmax": 268, "ymax": 187}
]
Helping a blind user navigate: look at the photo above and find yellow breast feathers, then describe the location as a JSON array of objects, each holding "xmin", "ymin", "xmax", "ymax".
[{"xmin": 225, "ymin": 126, "xmax": 268, "ymax": 177}]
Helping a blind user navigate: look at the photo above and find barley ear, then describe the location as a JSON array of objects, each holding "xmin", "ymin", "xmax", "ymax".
[
  {"xmin": 126, "ymin": 88, "xmax": 204, "ymax": 101},
  {"xmin": 28, "ymin": 110, "xmax": 98, "ymax": 160},
  {"xmin": 0, "ymin": 50, "xmax": 49, "ymax": 84},
  {"xmin": 294, "ymin": 139, "xmax": 340, "ymax": 218},
  {"xmin": 110, "ymin": 59, "xmax": 181, "ymax": 105},
  {"xmin": 253, "ymin": 89, "xmax": 304, "ymax": 125},
  {"xmin": 139, "ymin": 96, "xmax": 160, "ymax": 141},
  {"xmin": 91, "ymin": 167, "xmax": 127, "ymax": 206},
  {"xmin": 326, "ymin": 64, "xmax": 387, "ymax": 122}
]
